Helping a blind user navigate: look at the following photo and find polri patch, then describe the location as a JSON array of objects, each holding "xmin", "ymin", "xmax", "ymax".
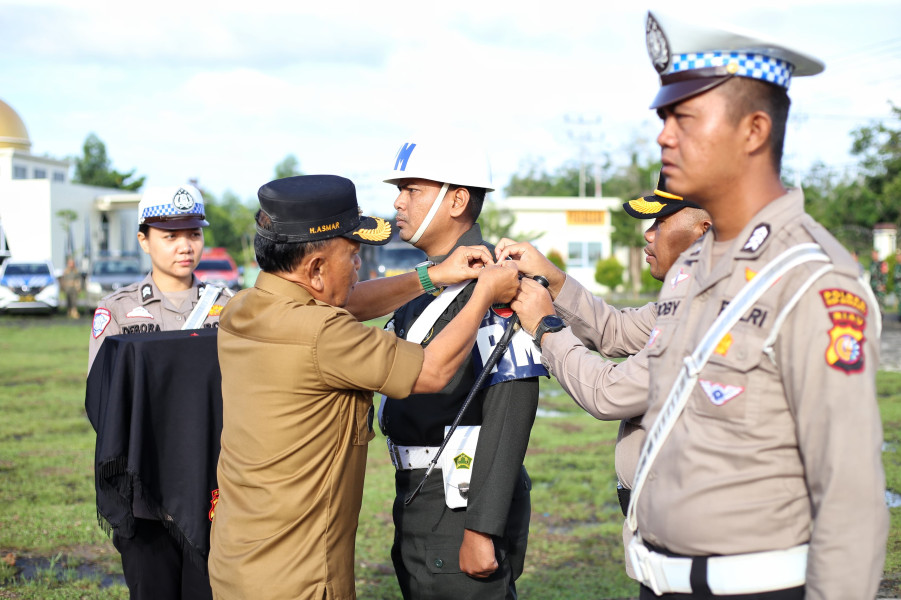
[
  {"xmin": 820, "ymin": 288, "xmax": 868, "ymax": 315},
  {"xmin": 699, "ymin": 379, "xmax": 744, "ymax": 406},
  {"xmin": 126, "ymin": 306, "xmax": 154, "ymax": 319},
  {"xmin": 714, "ymin": 333, "xmax": 733, "ymax": 356},
  {"xmin": 208, "ymin": 304, "xmax": 224, "ymax": 317},
  {"xmin": 208, "ymin": 488, "xmax": 219, "ymax": 521},
  {"xmin": 92, "ymin": 308, "xmax": 111, "ymax": 338},
  {"xmin": 742, "ymin": 224, "xmax": 771, "ymax": 252},
  {"xmin": 825, "ymin": 314, "xmax": 865, "ymax": 373}
]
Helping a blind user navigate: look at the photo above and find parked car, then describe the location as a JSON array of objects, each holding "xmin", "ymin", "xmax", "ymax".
[
  {"xmin": 194, "ymin": 248, "xmax": 241, "ymax": 291},
  {"xmin": 0, "ymin": 259, "xmax": 60, "ymax": 314},
  {"xmin": 373, "ymin": 244, "xmax": 427, "ymax": 278},
  {"xmin": 86, "ymin": 257, "xmax": 146, "ymax": 306}
]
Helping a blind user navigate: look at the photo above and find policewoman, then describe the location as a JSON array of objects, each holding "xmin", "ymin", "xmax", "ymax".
[
  {"xmin": 626, "ymin": 12, "xmax": 888, "ymax": 599},
  {"xmin": 379, "ymin": 136, "xmax": 543, "ymax": 599},
  {"xmin": 209, "ymin": 175, "xmax": 520, "ymax": 600},
  {"xmin": 500, "ymin": 177, "xmax": 711, "ymax": 580},
  {"xmin": 87, "ymin": 184, "xmax": 233, "ymax": 599}
]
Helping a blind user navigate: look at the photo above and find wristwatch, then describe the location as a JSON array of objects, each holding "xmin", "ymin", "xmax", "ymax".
[
  {"xmin": 414, "ymin": 260, "xmax": 437, "ymax": 294},
  {"xmin": 533, "ymin": 315, "xmax": 565, "ymax": 350}
]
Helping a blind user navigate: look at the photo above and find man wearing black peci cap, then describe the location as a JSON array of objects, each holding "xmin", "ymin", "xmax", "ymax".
[
  {"xmin": 498, "ymin": 176, "xmax": 711, "ymax": 580},
  {"xmin": 622, "ymin": 11, "xmax": 887, "ymax": 599},
  {"xmin": 208, "ymin": 174, "xmax": 520, "ymax": 600}
]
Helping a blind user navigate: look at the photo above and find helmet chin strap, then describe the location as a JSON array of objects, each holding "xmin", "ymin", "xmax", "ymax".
[{"xmin": 408, "ymin": 183, "xmax": 449, "ymax": 245}]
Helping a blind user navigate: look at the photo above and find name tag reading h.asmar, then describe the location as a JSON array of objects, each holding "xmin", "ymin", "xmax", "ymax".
[{"xmin": 472, "ymin": 311, "xmax": 548, "ymax": 388}]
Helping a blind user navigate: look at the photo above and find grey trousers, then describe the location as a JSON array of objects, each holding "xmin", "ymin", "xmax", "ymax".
[{"xmin": 391, "ymin": 468, "xmax": 531, "ymax": 600}]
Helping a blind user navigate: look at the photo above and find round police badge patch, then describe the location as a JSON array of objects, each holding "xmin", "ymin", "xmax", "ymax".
[{"xmin": 172, "ymin": 188, "xmax": 196, "ymax": 211}]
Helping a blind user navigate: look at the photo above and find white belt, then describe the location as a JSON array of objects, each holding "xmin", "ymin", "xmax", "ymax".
[
  {"xmin": 387, "ymin": 438, "xmax": 440, "ymax": 471},
  {"xmin": 628, "ymin": 536, "xmax": 808, "ymax": 596}
]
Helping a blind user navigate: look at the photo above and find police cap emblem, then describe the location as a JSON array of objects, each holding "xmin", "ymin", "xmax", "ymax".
[
  {"xmin": 646, "ymin": 13, "xmax": 670, "ymax": 74},
  {"xmin": 172, "ymin": 188, "xmax": 196, "ymax": 211}
]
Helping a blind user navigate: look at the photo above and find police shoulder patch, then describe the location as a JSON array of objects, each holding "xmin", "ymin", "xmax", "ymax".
[
  {"xmin": 820, "ymin": 288, "xmax": 867, "ymax": 373},
  {"xmin": 92, "ymin": 308, "xmax": 111, "ymax": 339}
]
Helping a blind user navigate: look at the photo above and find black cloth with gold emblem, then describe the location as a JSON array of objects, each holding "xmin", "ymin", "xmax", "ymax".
[{"xmin": 85, "ymin": 328, "xmax": 222, "ymax": 571}]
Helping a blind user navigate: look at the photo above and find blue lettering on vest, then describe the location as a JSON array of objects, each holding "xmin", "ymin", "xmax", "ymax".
[{"xmin": 394, "ymin": 143, "xmax": 417, "ymax": 171}]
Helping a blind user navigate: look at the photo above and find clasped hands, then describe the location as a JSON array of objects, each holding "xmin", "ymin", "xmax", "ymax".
[{"xmin": 436, "ymin": 240, "xmax": 563, "ymax": 336}]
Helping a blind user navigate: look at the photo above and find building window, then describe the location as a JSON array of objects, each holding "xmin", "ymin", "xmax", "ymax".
[
  {"xmin": 33, "ymin": 168, "xmax": 47, "ymax": 179},
  {"xmin": 13, "ymin": 165, "xmax": 27, "ymax": 179},
  {"xmin": 53, "ymin": 171, "xmax": 65, "ymax": 182},
  {"xmin": 568, "ymin": 241, "xmax": 603, "ymax": 268}
]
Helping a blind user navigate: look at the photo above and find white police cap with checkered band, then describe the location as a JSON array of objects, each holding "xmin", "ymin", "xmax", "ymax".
[
  {"xmin": 138, "ymin": 185, "xmax": 209, "ymax": 230},
  {"xmin": 646, "ymin": 10, "xmax": 824, "ymax": 109}
]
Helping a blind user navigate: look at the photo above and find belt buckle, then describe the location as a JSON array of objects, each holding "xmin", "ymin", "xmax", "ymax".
[{"xmin": 628, "ymin": 536, "xmax": 663, "ymax": 596}]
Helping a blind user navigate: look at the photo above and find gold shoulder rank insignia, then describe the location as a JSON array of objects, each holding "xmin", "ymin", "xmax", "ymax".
[{"xmin": 353, "ymin": 217, "xmax": 391, "ymax": 242}]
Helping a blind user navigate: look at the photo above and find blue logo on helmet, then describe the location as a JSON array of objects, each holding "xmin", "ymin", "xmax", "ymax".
[{"xmin": 394, "ymin": 143, "xmax": 416, "ymax": 172}]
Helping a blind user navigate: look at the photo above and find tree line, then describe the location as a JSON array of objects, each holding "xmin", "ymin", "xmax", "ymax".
[{"xmin": 73, "ymin": 105, "xmax": 901, "ymax": 292}]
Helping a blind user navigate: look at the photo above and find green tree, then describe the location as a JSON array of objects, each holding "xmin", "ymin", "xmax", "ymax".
[
  {"xmin": 274, "ymin": 154, "xmax": 303, "ymax": 179},
  {"xmin": 547, "ymin": 249, "xmax": 566, "ymax": 271},
  {"xmin": 594, "ymin": 255, "xmax": 624, "ymax": 290},
  {"xmin": 73, "ymin": 133, "xmax": 145, "ymax": 190},
  {"xmin": 477, "ymin": 200, "xmax": 544, "ymax": 244},
  {"xmin": 201, "ymin": 189, "xmax": 256, "ymax": 264},
  {"xmin": 504, "ymin": 159, "xmax": 583, "ymax": 197}
]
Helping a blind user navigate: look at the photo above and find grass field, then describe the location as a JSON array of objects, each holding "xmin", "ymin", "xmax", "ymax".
[{"xmin": 1, "ymin": 314, "xmax": 899, "ymax": 599}]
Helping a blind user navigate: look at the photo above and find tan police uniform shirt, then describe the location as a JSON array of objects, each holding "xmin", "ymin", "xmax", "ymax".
[
  {"xmin": 88, "ymin": 272, "xmax": 234, "ymax": 372},
  {"xmin": 542, "ymin": 274, "xmax": 657, "ymax": 489},
  {"xmin": 636, "ymin": 189, "xmax": 888, "ymax": 598},
  {"xmin": 209, "ymin": 271, "xmax": 424, "ymax": 600}
]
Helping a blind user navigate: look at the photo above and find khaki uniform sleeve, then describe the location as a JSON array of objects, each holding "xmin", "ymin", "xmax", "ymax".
[
  {"xmin": 87, "ymin": 298, "xmax": 122, "ymax": 374},
  {"xmin": 316, "ymin": 311, "xmax": 424, "ymax": 399},
  {"xmin": 541, "ymin": 328, "xmax": 650, "ymax": 422},
  {"xmin": 553, "ymin": 274, "xmax": 656, "ymax": 357},
  {"xmin": 778, "ymin": 272, "xmax": 888, "ymax": 599}
]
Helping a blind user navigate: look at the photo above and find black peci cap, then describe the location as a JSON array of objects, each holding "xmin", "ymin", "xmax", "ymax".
[{"xmin": 256, "ymin": 175, "xmax": 393, "ymax": 246}]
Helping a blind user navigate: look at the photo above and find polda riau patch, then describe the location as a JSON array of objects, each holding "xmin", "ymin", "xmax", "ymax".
[{"xmin": 825, "ymin": 313, "xmax": 865, "ymax": 373}]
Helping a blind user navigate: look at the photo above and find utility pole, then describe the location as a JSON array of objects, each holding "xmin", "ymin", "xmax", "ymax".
[{"xmin": 564, "ymin": 114, "xmax": 604, "ymax": 198}]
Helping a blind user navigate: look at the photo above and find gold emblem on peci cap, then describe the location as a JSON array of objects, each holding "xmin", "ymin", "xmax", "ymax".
[{"xmin": 353, "ymin": 217, "xmax": 392, "ymax": 242}]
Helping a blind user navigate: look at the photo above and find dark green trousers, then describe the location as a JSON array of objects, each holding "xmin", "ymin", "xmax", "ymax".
[{"xmin": 391, "ymin": 468, "xmax": 531, "ymax": 600}]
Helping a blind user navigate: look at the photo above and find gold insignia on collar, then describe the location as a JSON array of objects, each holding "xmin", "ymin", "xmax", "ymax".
[{"xmin": 353, "ymin": 217, "xmax": 391, "ymax": 242}]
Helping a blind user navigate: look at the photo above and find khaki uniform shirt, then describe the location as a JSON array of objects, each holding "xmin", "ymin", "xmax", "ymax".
[
  {"xmin": 209, "ymin": 272, "xmax": 424, "ymax": 600},
  {"xmin": 636, "ymin": 189, "xmax": 888, "ymax": 598},
  {"xmin": 542, "ymin": 275, "xmax": 657, "ymax": 488},
  {"xmin": 88, "ymin": 272, "xmax": 234, "ymax": 371}
]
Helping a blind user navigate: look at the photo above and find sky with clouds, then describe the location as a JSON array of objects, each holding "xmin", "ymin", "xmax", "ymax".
[{"xmin": 2, "ymin": 0, "xmax": 899, "ymax": 216}]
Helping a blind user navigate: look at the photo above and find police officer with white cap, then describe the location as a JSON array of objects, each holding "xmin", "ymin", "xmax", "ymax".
[
  {"xmin": 623, "ymin": 11, "xmax": 888, "ymax": 599},
  {"xmin": 88, "ymin": 184, "xmax": 233, "ymax": 599}
]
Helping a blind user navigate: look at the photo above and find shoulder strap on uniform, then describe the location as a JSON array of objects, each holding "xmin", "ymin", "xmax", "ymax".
[
  {"xmin": 626, "ymin": 243, "xmax": 829, "ymax": 533},
  {"xmin": 404, "ymin": 282, "xmax": 468, "ymax": 344},
  {"xmin": 182, "ymin": 285, "xmax": 222, "ymax": 330}
]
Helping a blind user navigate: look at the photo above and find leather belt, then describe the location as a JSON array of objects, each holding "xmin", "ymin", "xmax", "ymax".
[
  {"xmin": 387, "ymin": 438, "xmax": 440, "ymax": 471},
  {"xmin": 628, "ymin": 537, "xmax": 808, "ymax": 596}
]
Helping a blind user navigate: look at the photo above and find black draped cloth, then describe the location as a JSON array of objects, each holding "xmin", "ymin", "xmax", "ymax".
[{"xmin": 85, "ymin": 328, "xmax": 222, "ymax": 569}]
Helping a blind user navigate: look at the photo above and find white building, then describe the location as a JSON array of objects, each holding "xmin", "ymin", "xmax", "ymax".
[
  {"xmin": 0, "ymin": 98, "xmax": 143, "ymax": 274},
  {"xmin": 497, "ymin": 195, "xmax": 630, "ymax": 294}
]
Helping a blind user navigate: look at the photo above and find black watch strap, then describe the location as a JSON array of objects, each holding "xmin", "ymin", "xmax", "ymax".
[{"xmin": 533, "ymin": 315, "xmax": 565, "ymax": 350}]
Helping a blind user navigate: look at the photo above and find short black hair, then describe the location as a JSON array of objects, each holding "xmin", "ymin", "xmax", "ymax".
[
  {"xmin": 721, "ymin": 77, "xmax": 791, "ymax": 174},
  {"xmin": 448, "ymin": 185, "xmax": 487, "ymax": 222},
  {"xmin": 139, "ymin": 223, "xmax": 150, "ymax": 236},
  {"xmin": 254, "ymin": 209, "xmax": 330, "ymax": 273}
]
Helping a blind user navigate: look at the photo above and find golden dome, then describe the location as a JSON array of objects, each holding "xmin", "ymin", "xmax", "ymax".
[{"xmin": 0, "ymin": 98, "xmax": 31, "ymax": 151}]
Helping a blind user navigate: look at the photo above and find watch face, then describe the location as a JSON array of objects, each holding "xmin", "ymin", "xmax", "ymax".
[{"xmin": 543, "ymin": 315, "xmax": 565, "ymax": 330}]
